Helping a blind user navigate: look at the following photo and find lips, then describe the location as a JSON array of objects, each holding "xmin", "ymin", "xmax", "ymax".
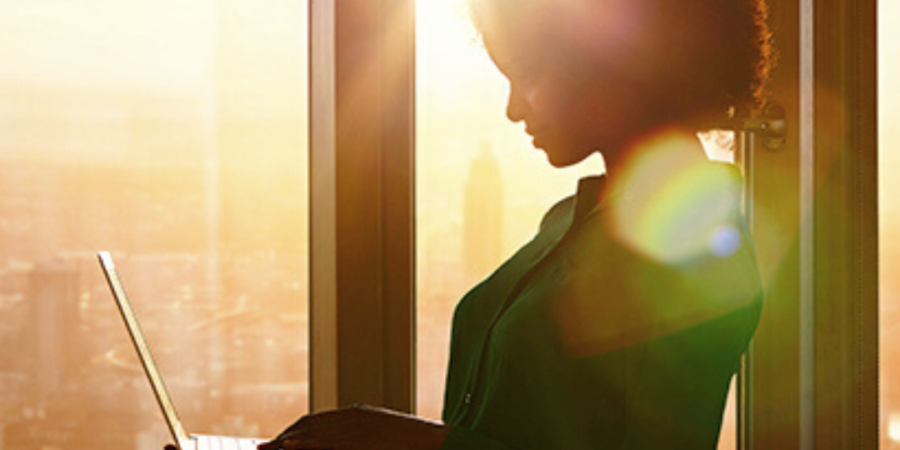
[
  {"xmin": 525, "ymin": 125, "xmax": 543, "ymax": 137},
  {"xmin": 526, "ymin": 125, "xmax": 547, "ymax": 148}
]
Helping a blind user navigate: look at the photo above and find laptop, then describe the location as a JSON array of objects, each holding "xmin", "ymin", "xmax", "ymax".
[{"xmin": 98, "ymin": 251, "xmax": 267, "ymax": 450}]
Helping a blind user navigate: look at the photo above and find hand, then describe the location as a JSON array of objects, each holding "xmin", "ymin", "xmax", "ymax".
[{"xmin": 258, "ymin": 404, "xmax": 451, "ymax": 450}]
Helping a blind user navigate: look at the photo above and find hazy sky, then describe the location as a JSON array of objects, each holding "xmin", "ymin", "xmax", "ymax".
[
  {"xmin": 0, "ymin": 0, "xmax": 892, "ymax": 244},
  {"xmin": 0, "ymin": 1, "xmax": 215, "ymax": 90},
  {"xmin": 0, "ymin": 0, "xmax": 894, "ymax": 441}
]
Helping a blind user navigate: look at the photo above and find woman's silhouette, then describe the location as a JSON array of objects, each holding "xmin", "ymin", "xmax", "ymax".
[{"xmin": 261, "ymin": 0, "xmax": 772, "ymax": 448}]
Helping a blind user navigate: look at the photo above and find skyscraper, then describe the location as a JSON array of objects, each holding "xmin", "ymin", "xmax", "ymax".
[
  {"xmin": 463, "ymin": 144, "xmax": 504, "ymax": 284},
  {"xmin": 27, "ymin": 260, "xmax": 82, "ymax": 403}
]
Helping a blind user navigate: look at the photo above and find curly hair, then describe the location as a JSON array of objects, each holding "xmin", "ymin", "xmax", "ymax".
[{"xmin": 469, "ymin": 0, "xmax": 775, "ymax": 130}]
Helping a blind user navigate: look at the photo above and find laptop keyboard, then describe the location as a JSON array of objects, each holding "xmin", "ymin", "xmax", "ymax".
[{"xmin": 194, "ymin": 435, "xmax": 263, "ymax": 450}]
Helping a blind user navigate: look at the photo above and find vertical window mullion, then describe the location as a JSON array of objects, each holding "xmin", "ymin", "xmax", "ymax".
[
  {"xmin": 744, "ymin": 0, "xmax": 878, "ymax": 448},
  {"xmin": 308, "ymin": 0, "xmax": 416, "ymax": 413}
]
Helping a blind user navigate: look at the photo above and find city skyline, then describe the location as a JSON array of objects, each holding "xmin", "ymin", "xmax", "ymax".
[{"xmin": 0, "ymin": 0, "xmax": 896, "ymax": 449}]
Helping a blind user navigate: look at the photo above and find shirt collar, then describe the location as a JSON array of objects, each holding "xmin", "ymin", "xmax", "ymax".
[{"xmin": 574, "ymin": 175, "xmax": 609, "ymax": 224}]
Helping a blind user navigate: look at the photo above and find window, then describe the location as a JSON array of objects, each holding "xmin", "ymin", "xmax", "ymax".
[
  {"xmin": 0, "ymin": 2, "xmax": 309, "ymax": 449},
  {"xmin": 880, "ymin": 1, "xmax": 900, "ymax": 447},
  {"xmin": 414, "ymin": 0, "xmax": 603, "ymax": 421},
  {"xmin": 741, "ymin": 2, "xmax": 878, "ymax": 449},
  {"xmin": 0, "ymin": 1, "xmax": 879, "ymax": 449}
]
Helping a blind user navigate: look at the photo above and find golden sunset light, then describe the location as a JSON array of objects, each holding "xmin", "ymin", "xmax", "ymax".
[{"xmin": 0, "ymin": 1, "xmax": 891, "ymax": 449}]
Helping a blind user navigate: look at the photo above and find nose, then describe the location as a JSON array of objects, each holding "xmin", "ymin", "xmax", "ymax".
[{"xmin": 506, "ymin": 84, "xmax": 530, "ymax": 123}]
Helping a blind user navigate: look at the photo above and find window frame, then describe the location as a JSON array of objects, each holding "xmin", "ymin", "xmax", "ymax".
[
  {"xmin": 308, "ymin": 0, "xmax": 416, "ymax": 413},
  {"xmin": 739, "ymin": 1, "xmax": 878, "ymax": 449},
  {"xmin": 306, "ymin": 2, "xmax": 880, "ymax": 449}
]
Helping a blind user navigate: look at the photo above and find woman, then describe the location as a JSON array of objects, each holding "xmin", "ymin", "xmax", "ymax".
[{"xmin": 261, "ymin": 0, "xmax": 771, "ymax": 448}]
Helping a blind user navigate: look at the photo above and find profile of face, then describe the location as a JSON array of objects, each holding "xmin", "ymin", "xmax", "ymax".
[
  {"xmin": 480, "ymin": 4, "xmax": 663, "ymax": 168},
  {"xmin": 475, "ymin": 0, "xmax": 724, "ymax": 169}
]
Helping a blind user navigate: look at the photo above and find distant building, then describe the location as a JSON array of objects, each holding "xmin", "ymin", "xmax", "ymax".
[
  {"xmin": 26, "ymin": 260, "xmax": 83, "ymax": 403},
  {"xmin": 463, "ymin": 145, "xmax": 504, "ymax": 284},
  {"xmin": 3, "ymin": 395, "xmax": 141, "ymax": 450}
]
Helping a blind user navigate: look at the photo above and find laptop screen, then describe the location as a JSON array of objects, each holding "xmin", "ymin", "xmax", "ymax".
[{"xmin": 98, "ymin": 251, "xmax": 191, "ymax": 447}]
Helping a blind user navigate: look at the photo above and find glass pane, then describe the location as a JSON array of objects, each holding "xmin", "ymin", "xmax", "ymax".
[
  {"xmin": 416, "ymin": 3, "xmax": 738, "ymax": 448},
  {"xmin": 0, "ymin": 2, "xmax": 309, "ymax": 449},
  {"xmin": 879, "ymin": 2, "xmax": 900, "ymax": 448},
  {"xmin": 416, "ymin": 0, "xmax": 603, "ymax": 420}
]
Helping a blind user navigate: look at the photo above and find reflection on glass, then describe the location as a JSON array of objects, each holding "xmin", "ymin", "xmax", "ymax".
[
  {"xmin": 0, "ymin": 1, "xmax": 308, "ymax": 449},
  {"xmin": 415, "ymin": 2, "xmax": 737, "ymax": 448},
  {"xmin": 880, "ymin": 2, "xmax": 900, "ymax": 449}
]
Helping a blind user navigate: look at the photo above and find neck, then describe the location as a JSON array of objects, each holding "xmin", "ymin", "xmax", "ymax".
[{"xmin": 602, "ymin": 125, "xmax": 708, "ymax": 187}]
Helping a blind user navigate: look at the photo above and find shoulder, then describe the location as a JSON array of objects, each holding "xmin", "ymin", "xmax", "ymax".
[
  {"xmin": 551, "ymin": 162, "xmax": 762, "ymax": 357},
  {"xmin": 606, "ymin": 161, "xmax": 744, "ymax": 263},
  {"xmin": 539, "ymin": 194, "xmax": 577, "ymax": 231}
]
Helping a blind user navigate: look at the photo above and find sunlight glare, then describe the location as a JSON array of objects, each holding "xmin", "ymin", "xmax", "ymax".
[
  {"xmin": 890, "ymin": 413, "xmax": 900, "ymax": 442},
  {"xmin": 609, "ymin": 130, "xmax": 743, "ymax": 266},
  {"xmin": 417, "ymin": 0, "xmax": 491, "ymax": 105}
]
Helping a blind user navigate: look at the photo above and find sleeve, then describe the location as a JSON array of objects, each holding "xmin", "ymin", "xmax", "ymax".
[
  {"xmin": 440, "ymin": 426, "xmax": 517, "ymax": 450},
  {"xmin": 617, "ymin": 299, "xmax": 762, "ymax": 448}
]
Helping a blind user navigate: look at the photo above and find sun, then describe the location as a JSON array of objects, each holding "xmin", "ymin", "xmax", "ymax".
[{"xmin": 416, "ymin": 0, "xmax": 492, "ymax": 105}]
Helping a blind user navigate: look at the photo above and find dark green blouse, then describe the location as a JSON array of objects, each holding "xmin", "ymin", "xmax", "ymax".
[{"xmin": 439, "ymin": 165, "xmax": 763, "ymax": 450}]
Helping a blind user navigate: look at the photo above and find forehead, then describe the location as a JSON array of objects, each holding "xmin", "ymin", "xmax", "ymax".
[
  {"xmin": 481, "ymin": 28, "xmax": 538, "ymax": 74},
  {"xmin": 475, "ymin": 0, "xmax": 648, "ymax": 75},
  {"xmin": 477, "ymin": 9, "xmax": 559, "ymax": 74}
]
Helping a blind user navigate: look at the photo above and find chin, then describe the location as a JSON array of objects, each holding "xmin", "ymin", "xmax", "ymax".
[
  {"xmin": 542, "ymin": 147, "xmax": 594, "ymax": 169},
  {"xmin": 545, "ymin": 156, "xmax": 577, "ymax": 168}
]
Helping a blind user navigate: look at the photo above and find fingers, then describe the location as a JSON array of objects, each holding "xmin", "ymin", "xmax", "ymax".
[
  {"xmin": 260, "ymin": 437, "xmax": 335, "ymax": 450},
  {"xmin": 258, "ymin": 440, "xmax": 281, "ymax": 450},
  {"xmin": 280, "ymin": 437, "xmax": 332, "ymax": 450},
  {"xmin": 263, "ymin": 404, "xmax": 387, "ymax": 450},
  {"xmin": 275, "ymin": 407, "xmax": 347, "ymax": 440},
  {"xmin": 276, "ymin": 415, "xmax": 311, "ymax": 440}
]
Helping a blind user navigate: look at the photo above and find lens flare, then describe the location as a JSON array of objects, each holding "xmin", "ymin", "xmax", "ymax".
[
  {"xmin": 710, "ymin": 225, "xmax": 742, "ymax": 258},
  {"xmin": 609, "ymin": 130, "xmax": 742, "ymax": 266}
]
